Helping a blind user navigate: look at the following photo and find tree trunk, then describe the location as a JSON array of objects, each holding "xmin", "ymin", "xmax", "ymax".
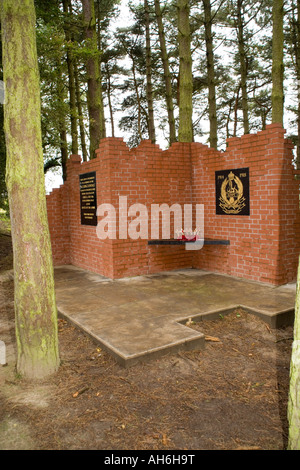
[
  {"xmin": 104, "ymin": 63, "xmax": 115, "ymax": 137},
  {"xmin": 297, "ymin": 0, "xmax": 300, "ymax": 167},
  {"xmin": 82, "ymin": 0, "xmax": 105, "ymax": 158},
  {"xmin": 291, "ymin": 0, "xmax": 300, "ymax": 167},
  {"xmin": 60, "ymin": 126, "xmax": 68, "ymax": 181},
  {"xmin": 154, "ymin": 0, "xmax": 176, "ymax": 145},
  {"xmin": 272, "ymin": 0, "xmax": 284, "ymax": 124},
  {"xmin": 62, "ymin": 0, "xmax": 78, "ymax": 155},
  {"xmin": 298, "ymin": 75, "xmax": 300, "ymax": 168},
  {"xmin": 131, "ymin": 57, "xmax": 143, "ymax": 142},
  {"xmin": 237, "ymin": 0, "xmax": 249, "ymax": 134},
  {"xmin": 74, "ymin": 60, "xmax": 88, "ymax": 162},
  {"xmin": 96, "ymin": 0, "xmax": 106, "ymax": 140},
  {"xmin": 288, "ymin": 256, "xmax": 300, "ymax": 449},
  {"xmin": 177, "ymin": 0, "xmax": 193, "ymax": 142},
  {"xmin": 0, "ymin": 0, "xmax": 60, "ymax": 379},
  {"xmin": 202, "ymin": 0, "xmax": 218, "ymax": 148},
  {"xmin": 56, "ymin": 59, "xmax": 68, "ymax": 181},
  {"xmin": 144, "ymin": 0, "xmax": 156, "ymax": 144},
  {"xmin": 233, "ymin": 84, "xmax": 241, "ymax": 137}
]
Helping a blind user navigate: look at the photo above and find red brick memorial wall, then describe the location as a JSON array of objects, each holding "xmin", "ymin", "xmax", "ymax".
[{"xmin": 46, "ymin": 124, "xmax": 300, "ymax": 285}]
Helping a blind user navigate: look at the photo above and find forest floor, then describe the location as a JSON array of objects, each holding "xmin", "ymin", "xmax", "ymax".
[{"xmin": 0, "ymin": 221, "xmax": 294, "ymax": 451}]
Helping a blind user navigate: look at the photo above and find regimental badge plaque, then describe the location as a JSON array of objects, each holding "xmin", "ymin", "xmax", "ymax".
[
  {"xmin": 215, "ymin": 168, "xmax": 250, "ymax": 216},
  {"xmin": 79, "ymin": 172, "xmax": 97, "ymax": 225}
]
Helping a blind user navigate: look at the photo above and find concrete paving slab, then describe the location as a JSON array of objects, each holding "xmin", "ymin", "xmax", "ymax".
[{"xmin": 54, "ymin": 266, "xmax": 296, "ymax": 367}]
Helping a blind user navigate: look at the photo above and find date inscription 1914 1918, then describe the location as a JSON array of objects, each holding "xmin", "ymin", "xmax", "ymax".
[
  {"xmin": 79, "ymin": 172, "xmax": 97, "ymax": 226},
  {"xmin": 215, "ymin": 167, "xmax": 250, "ymax": 216}
]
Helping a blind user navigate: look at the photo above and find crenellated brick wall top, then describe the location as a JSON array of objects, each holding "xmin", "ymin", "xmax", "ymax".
[{"xmin": 46, "ymin": 124, "xmax": 300, "ymax": 285}]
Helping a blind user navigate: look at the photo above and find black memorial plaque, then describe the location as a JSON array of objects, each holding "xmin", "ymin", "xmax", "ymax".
[
  {"xmin": 79, "ymin": 172, "xmax": 97, "ymax": 225},
  {"xmin": 215, "ymin": 167, "xmax": 250, "ymax": 216}
]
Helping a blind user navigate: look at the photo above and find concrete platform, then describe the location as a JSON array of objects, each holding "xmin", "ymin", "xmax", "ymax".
[{"xmin": 54, "ymin": 266, "xmax": 296, "ymax": 367}]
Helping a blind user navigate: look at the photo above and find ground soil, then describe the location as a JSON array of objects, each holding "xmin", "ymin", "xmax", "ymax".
[{"xmin": 0, "ymin": 224, "xmax": 294, "ymax": 450}]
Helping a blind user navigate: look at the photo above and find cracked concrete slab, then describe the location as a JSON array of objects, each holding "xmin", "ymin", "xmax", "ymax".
[{"xmin": 54, "ymin": 266, "xmax": 296, "ymax": 367}]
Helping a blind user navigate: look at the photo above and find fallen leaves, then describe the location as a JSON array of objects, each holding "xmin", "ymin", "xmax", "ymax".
[
  {"xmin": 235, "ymin": 445, "xmax": 261, "ymax": 450},
  {"xmin": 205, "ymin": 335, "xmax": 221, "ymax": 342},
  {"xmin": 72, "ymin": 386, "xmax": 89, "ymax": 398}
]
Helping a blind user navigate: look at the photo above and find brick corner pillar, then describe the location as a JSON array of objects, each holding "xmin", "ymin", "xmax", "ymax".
[
  {"xmin": 265, "ymin": 124, "xmax": 300, "ymax": 284},
  {"xmin": 46, "ymin": 175, "xmax": 73, "ymax": 267}
]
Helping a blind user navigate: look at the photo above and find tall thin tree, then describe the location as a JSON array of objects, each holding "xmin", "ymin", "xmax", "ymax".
[
  {"xmin": 202, "ymin": 0, "xmax": 218, "ymax": 148},
  {"xmin": 236, "ymin": 0, "xmax": 250, "ymax": 134},
  {"xmin": 177, "ymin": 0, "xmax": 193, "ymax": 142},
  {"xmin": 144, "ymin": 0, "xmax": 156, "ymax": 143},
  {"xmin": 288, "ymin": 0, "xmax": 300, "ymax": 166},
  {"xmin": 82, "ymin": 0, "xmax": 105, "ymax": 158},
  {"xmin": 62, "ymin": 0, "xmax": 79, "ymax": 155},
  {"xmin": 95, "ymin": 0, "xmax": 107, "ymax": 140},
  {"xmin": 74, "ymin": 60, "xmax": 88, "ymax": 162},
  {"xmin": 154, "ymin": 0, "xmax": 177, "ymax": 144},
  {"xmin": 271, "ymin": 0, "xmax": 284, "ymax": 124},
  {"xmin": 57, "ymin": 61, "xmax": 69, "ymax": 180},
  {"xmin": 287, "ymin": 5, "xmax": 300, "ymax": 439}
]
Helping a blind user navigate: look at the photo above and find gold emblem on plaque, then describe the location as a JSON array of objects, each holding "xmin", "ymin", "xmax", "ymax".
[{"xmin": 219, "ymin": 171, "xmax": 246, "ymax": 214}]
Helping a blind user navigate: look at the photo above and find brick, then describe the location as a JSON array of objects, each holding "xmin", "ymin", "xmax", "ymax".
[{"xmin": 46, "ymin": 127, "xmax": 300, "ymax": 285}]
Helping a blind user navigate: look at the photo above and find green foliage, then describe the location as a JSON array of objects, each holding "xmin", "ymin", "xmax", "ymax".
[
  {"xmin": 36, "ymin": 21, "xmax": 69, "ymax": 158},
  {"xmin": 1, "ymin": 0, "xmax": 298, "ymax": 168}
]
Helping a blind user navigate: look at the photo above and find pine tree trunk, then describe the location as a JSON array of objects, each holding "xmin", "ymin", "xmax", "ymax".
[
  {"xmin": 60, "ymin": 127, "xmax": 68, "ymax": 181},
  {"xmin": 288, "ymin": 256, "xmax": 300, "ymax": 449},
  {"xmin": 74, "ymin": 60, "xmax": 88, "ymax": 162},
  {"xmin": 105, "ymin": 63, "xmax": 115, "ymax": 137},
  {"xmin": 297, "ymin": 0, "xmax": 300, "ymax": 167},
  {"xmin": 63, "ymin": 0, "xmax": 78, "ymax": 155},
  {"xmin": 82, "ymin": 0, "xmax": 105, "ymax": 158},
  {"xmin": 233, "ymin": 84, "xmax": 241, "ymax": 137},
  {"xmin": 0, "ymin": 0, "xmax": 60, "ymax": 379},
  {"xmin": 154, "ymin": 0, "xmax": 176, "ymax": 145},
  {"xmin": 272, "ymin": 0, "xmax": 284, "ymax": 124},
  {"xmin": 131, "ymin": 58, "xmax": 143, "ymax": 142},
  {"xmin": 57, "ymin": 61, "xmax": 68, "ymax": 181},
  {"xmin": 96, "ymin": 0, "xmax": 106, "ymax": 140},
  {"xmin": 237, "ymin": 0, "xmax": 249, "ymax": 134},
  {"xmin": 145, "ymin": 0, "xmax": 156, "ymax": 144},
  {"xmin": 291, "ymin": 0, "xmax": 300, "ymax": 167},
  {"xmin": 202, "ymin": 0, "xmax": 218, "ymax": 148},
  {"xmin": 177, "ymin": 0, "xmax": 193, "ymax": 142}
]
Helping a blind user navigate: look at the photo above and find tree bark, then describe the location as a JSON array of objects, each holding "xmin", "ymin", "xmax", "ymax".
[
  {"xmin": 144, "ymin": 0, "xmax": 156, "ymax": 144},
  {"xmin": 154, "ymin": 0, "xmax": 176, "ymax": 144},
  {"xmin": 202, "ymin": 0, "xmax": 218, "ymax": 148},
  {"xmin": 95, "ymin": 0, "xmax": 106, "ymax": 141},
  {"xmin": 82, "ymin": 0, "xmax": 105, "ymax": 158},
  {"xmin": 74, "ymin": 60, "xmax": 88, "ymax": 162},
  {"xmin": 0, "ymin": 0, "xmax": 60, "ymax": 379},
  {"xmin": 297, "ymin": 0, "xmax": 300, "ymax": 167},
  {"xmin": 177, "ymin": 0, "xmax": 193, "ymax": 142},
  {"xmin": 288, "ymin": 256, "xmax": 300, "ymax": 449},
  {"xmin": 104, "ymin": 62, "xmax": 115, "ymax": 137},
  {"xmin": 271, "ymin": 0, "xmax": 284, "ymax": 124},
  {"xmin": 237, "ymin": 0, "xmax": 249, "ymax": 134},
  {"xmin": 290, "ymin": 0, "xmax": 300, "ymax": 167},
  {"xmin": 57, "ymin": 63, "xmax": 68, "ymax": 180},
  {"xmin": 131, "ymin": 56, "xmax": 143, "ymax": 142},
  {"xmin": 233, "ymin": 84, "xmax": 241, "ymax": 137},
  {"xmin": 62, "ymin": 0, "xmax": 78, "ymax": 155}
]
